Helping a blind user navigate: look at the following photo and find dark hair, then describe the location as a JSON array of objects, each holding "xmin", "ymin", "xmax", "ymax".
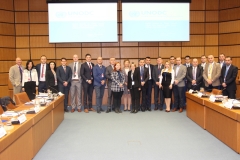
[
  {"xmin": 40, "ymin": 55, "xmax": 47, "ymax": 59},
  {"xmin": 138, "ymin": 58, "xmax": 145, "ymax": 62},
  {"xmin": 48, "ymin": 61, "xmax": 56, "ymax": 71},
  {"xmin": 85, "ymin": 53, "xmax": 91, "ymax": 57},
  {"xmin": 61, "ymin": 57, "xmax": 67, "ymax": 61},
  {"xmin": 113, "ymin": 62, "xmax": 122, "ymax": 72},
  {"xmin": 219, "ymin": 53, "xmax": 225, "ymax": 56},
  {"xmin": 26, "ymin": 60, "xmax": 34, "ymax": 70},
  {"xmin": 225, "ymin": 56, "xmax": 232, "ymax": 60},
  {"xmin": 185, "ymin": 55, "xmax": 191, "ymax": 59},
  {"xmin": 146, "ymin": 56, "xmax": 151, "ymax": 59},
  {"xmin": 201, "ymin": 55, "xmax": 206, "ymax": 58},
  {"xmin": 170, "ymin": 56, "xmax": 175, "ymax": 59}
]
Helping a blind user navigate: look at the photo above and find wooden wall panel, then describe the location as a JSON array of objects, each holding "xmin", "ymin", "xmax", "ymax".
[
  {"xmin": 0, "ymin": 86, "xmax": 9, "ymax": 97},
  {"xmin": 159, "ymin": 47, "xmax": 181, "ymax": 58},
  {"xmin": 81, "ymin": 48, "xmax": 101, "ymax": 59},
  {"xmin": 182, "ymin": 47, "xmax": 204, "ymax": 58},
  {"xmin": 0, "ymin": 36, "xmax": 15, "ymax": 48},
  {"xmin": 30, "ymin": 24, "xmax": 49, "ymax": 35},
  {"xmin": 82, "ymin": 43, "xmax": 101, "ymax": 48},
  {"xmin": 190, "ymin": 0, "xmax": 205, "ymax": 10},
  {"xmin": 232, "ymin": 58, "xmax": 240, "ymax": 69},
  {"xmin": 29, "ymin": 0, "xmax": 48, "ymax": 11},
  {"xmin": 182, "ymin": 35, "xmax": 204, "ymax": 46},
  {"xmin": 16, "ymin": 36, "xmax": 29, "ymax": 48},
  {"xmin": 56, "ymin": 48, "xmax": 81, "ymax": 59},
  {"xmin": 31, "ymin": 48, "xmax": 56, "ymax": 59},
  {"xmin": 56, "ymin": 43, "xmax": 81, "ymax": 48},
  {"xmin": 205, "ymin": 47, "xmax": 219, "ymax": 57},
  {"xmin": 206, "ymin": 11, "xmax": 219, "ymax": 22},
  {"xmin": 219, "ymin": 20, "xmax": 240, "ymax": 33},
  {"xmin": 139, "ymin": 47, "xmax": 158, "ymax": 58},
  {"xmin": 14, "ymin": 0, "xmax": 28, "ymax": 11},
  {"xmin": 219, "ymin": 0, "xmax": 240, "ymax": 10},
  {"xmin": 29, "ymin": 12, "xmax": 48, "ymax": 23},
  {"xmin": 16, "ymin": 49, "xmax": 30, "ymax": 60},
  {"xmin": 206, "ymin": 0, "xmax": 219, "ymax": 10},
  {"xmin": 0, "ymin": 61, "xmax": 15, "ymax": 72},
  {"xmin": 159, "ymin": 42, "xmax": 182, "ymax": 47},
  {"xmin": 0, "ymin": 48, "xmax": 15, "ymax": 60},
  {"xmin": 120, "ymin": 36, "xmax": 138, "ymax": 46},
  {"xmin": 190, "ymin": 23, "xmax": 205, "ymax": 34},
  {"xmin": 219, "ymin": 8, "xmax": 240, "ymax": 22},
  {"xmin": 0, "ymin": 23, "xmax": 15, "ymax": 35},
  {"xmin": 102, "ymin": 42, "xmax": 119, "ymax": 47},
  {"xmin": 219, "ymin": 45, "xmax": 240, "ymax": 57},
  {"xmin": 15, "ymin": 12, "xmax": 29, "ymax": 23},
  {"xmin": 102, "ymin": 48, "xmax": 120, "ymax": 59},
  {"xmin": 0, "ymin": 10, "xmax": 14, "ymax": 23},
  {"xmin": 205, "ymin": 23, "xmax": 219, "ymax": 34},
  {"xmin": 0, "ymin": 73, "xmax": 9, "ymax": 85},
  {"xmin": 15, "ymin": 24, "xmax": 29, "ymax": 35},
  {"xmin": 30, "ymin": 36, "xmax": 55, "ymax": 47},
  {"xmin": 190, "ymin": 11, "xmax": 205, "ymax": 22},
  {"xmin": 205, "ymin": 35, "xmax": 218, "ymax": 45},
  {"xmin": 0, "ymin": 0, "xmax": 13, "ymax": 10},
  {"xmin": 139, "ymin": 42, "xmax": 159, "ymax": 47},
  {"xmin": 120, "ymin": 47, "xmax": 138, "ymax": 58},
  {"xmin": 219, "ymin": 33, "xmax": 240, "ymax": 45}
]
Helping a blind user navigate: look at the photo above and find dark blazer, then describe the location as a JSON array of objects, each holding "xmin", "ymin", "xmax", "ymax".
[
  {"xmin": 80, "ymin": 62, "xmax": 95, "ymax": 83},
  {"xmin": 127, "ymin": 69, "xmax": 141, "ymax": 89},
  {"xmin": 35, "ymin": 63, "xmax": 50, "ymax": 80},
  {"xmin": 220, "ymin": 64, "xmax": 238, "ymax": 90},
  {"xmin": 56, "ymin": 66, "xmax": 72, "ymax": 87},
  {"xmin": 152, "ymin": 64, "xmax": 164, "ymax": 84},
  {"xmin": 105, "ymin": 65, "xmax": 114, "ymax": 85},
  {"xmin": 137, "ymin": 66, "xmax": 149, "ymax": 88},
  {"xmin": 144, "ymin": 64, "xmax": 154, "ymax": 80},
  {"xmin": 46, "ymin": 70, "xmax": 57, "ymax": 87},
  {"xmin": 93, "ymin": 64, "xmax": 106, "ymax": 87},
  {"xmin": 186, "ymin": 66, "xmax": 203, "ymax": 89}
]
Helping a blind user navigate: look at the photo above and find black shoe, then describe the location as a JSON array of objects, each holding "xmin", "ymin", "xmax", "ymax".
[
  {"xmin": 124, "ymin": 109, "xmax": 127, "ymax": 111},
  {"xmin": 115, "ymin": 109, "xmax": 119, "ymax": 113},
  {"xmin": 97, "ymin": 109, "xmax": 101, "ymax": 114},
  {"xmin": 112, "ymin": 108, "xmax": 115, "ymax": 112},
  {"xmin": 141, "ymin": 108, "xmax": 145, "ymax": 112},
  {"xmin": 130, "ymin": 110, "xmax": 135, "ymax": 113},
  {"xmin": 118, "ymin": 109, "xmax": 122, "ymax": 113},
  {"xmin": 106, "ymin": 109, "xmax": 111, "ymax": 113},
  {"xmin": 159, "ymin": 107, "xmax": 163, "ymax": 111},
  {"xmin": 64, "ymin": 109, "xmax": 69, "ymax": 112},
  {"xmin": 148, "ymin": 107, "xmax": 151, "ymax": 111},
  {"xmin": 154, "ymin": 107, "xmax": 158, "ymax": 110},
  {"xmin": 134, "ymin": 110, "xmax": 138, "ymax": 113},
  {"xmin": 100, "ymin": 108, "xmax": 104, "ymax": 112}
]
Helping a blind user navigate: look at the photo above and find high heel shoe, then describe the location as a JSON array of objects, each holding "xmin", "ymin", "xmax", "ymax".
[{"xmin": 165, "ymin": 110, "xmax": 170, "ymax": 112}]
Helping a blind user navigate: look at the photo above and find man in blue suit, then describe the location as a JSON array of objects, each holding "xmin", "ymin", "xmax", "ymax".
[
  {"xmin": 93, "ymin": 57, "xmax": 106, "ymax": 113},
  {"xmin": 57, "ymin": 58, "xmax": 72, "ymax": 112}
]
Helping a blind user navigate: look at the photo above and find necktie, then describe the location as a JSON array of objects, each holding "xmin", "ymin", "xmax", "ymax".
[
  {"xmin": 74, "ymin": 62, "xmax": 76, "ymax": 77},
  {"xmin": 41, "ymin": 64, "xmax": 44, "ymax": 78},
  {"xmin": 193, "ymin": 67, "xmax": 196, "ymax": 80},
  {"xmin": 158, "ymin": 65, "xmax": 160, "ymax": 75},
  {"xmin": 19, "ymin": 66, "xmax": 22, "ymax": 82},
  {"xmin": 141, "ymin": 67, "xmax": 144, "ymax": 76},
  {"xmin": 208, "ymin": 64, "xmax": 213, "ymax": 79},
  {"xmin": 89, "ymin": 63, "xmax": 92, "ymax": 69},
  {"xmin": 148, "ymin": 65, "xmax": 151, "ymax": 79},
  {"xmin": 63, "ymin": 66, "xmax": 66, "ymax": 73},
  {"xmin": 224, "ymin": 66, "xmax": 230, "ymax": 78}
]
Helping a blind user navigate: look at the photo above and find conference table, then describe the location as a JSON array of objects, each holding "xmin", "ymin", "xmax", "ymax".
[
  {"xmin": 186, "ymin": 92, "xmax": 240, "ymax": 154},
  {"xmin": 0, "ymin": 95, "xmax": 64, "ymax": 160}
]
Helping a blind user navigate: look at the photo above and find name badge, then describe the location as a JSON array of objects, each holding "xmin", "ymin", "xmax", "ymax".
[
  {"xmin": 197, "ymin": 92, "xmax": 203, "ymax": 97},
  {"xmin": 132, "ymin": 81, "xmax": 135, "ymax": 85},
  {"xmin": 0, "ymin": 127, "xmax": 7, "ymax": 138},
  {"xmin": 18, "ymin": 114, "xmax": 27, "ymax": 124},
  {"xmin": 34, "ymin": 106, "xmax": 40, "ymax": 113},
  {"xmin": 209, "ymin": 95, "xmax": 216, "ymax": 102},
  {"xmin": 188, "ymin": 89, "xmax": 193, "ymax": 94},
  {"xmin": 101, "ymin": 73, "xmax": 104, "ymax": 78}
]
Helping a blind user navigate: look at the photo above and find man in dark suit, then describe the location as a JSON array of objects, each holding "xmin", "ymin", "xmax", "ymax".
[
  {"xmin": 57, "ymin": 58, "xmax": 72, "ymax": 112},
  {"xmin": 138, "ymin": 59, "xmax": 149, "ymax": 112},
  {"xmin": 80, "ymin": 53, "xmax": 95, "ymax": 113},
  {"xmin": 152, "ymin": 57, "xmax": 165, "ymax": 111},
  {"xmin": 93, "ymin": 57, "xmax": 106, "ymax": 114},
  {"xmin": 219, "ymin": 53, "xmax": 226, "ymax": 69},
  {"xmin": 220, "ymin": 56, "xmax": 238, "ymax": 99},
  {"xmin": 35, "ymin": 55, "xmax": 49, "ymax": 93},
  {"xmin": 105, "ymin": 57, "xmax": 115, "ymax": 113},
  {"xmin": 144, "ymin": 57, "xmax": 154, "ymax": 111},
  {"xmin": 183, "ymin": 55, "xmax": 191, "ymax": 107},
  {"xmin": 198, "ymin": 55, "xmax": 207, "ymax": 88},
  {"xmin": 186, "ymin": 58, "xmax": 203, "ymax": 91}
]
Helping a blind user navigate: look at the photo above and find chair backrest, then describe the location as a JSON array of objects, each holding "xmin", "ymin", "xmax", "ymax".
[
  {"xmin": 0, "ymin": 106, "xmax": 3, "ymax": 114},
  {"xmin": 14, "ymin": 92, "xmax": 30, "ymax": 105},
  {"xmin": 212, "ymin": 89, "xmax": 222, "ymax": 95}
]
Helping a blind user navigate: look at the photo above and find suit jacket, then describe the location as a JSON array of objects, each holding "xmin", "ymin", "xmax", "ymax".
[
  {"xmin": 173, "ymin": 64, "xmax": 187, "ymax": 87},
  {"xmin": 127, "ymin": 69, "xmax": 141, "ymax": 89},
  {"xmin": 152, "ymin": 64, "xmax": 164, "ymax": 84},
  {"xmin": 220, "ymin": 64, "xmax": 238, "ymax": 90},
  {"xmin": 111, "ymin": 71, "xmax": 125, "ymax": 92},
  {"xmin": 219, "ymin": 61, "xmax": 226, "ymax": 69},
  {"xmin": 183, "ymin": 63, "xmax": 192, "ymax": 68},
  {"xmin": 144, "ymin": 64, "xmax": 154, "ymax": 80},
  {"xmin": 80, "ymin": 62, "xmax": 94, "ymax": 84},
  {"xmin": 22, "ymin": 68, "xmax": 39, "ymax": 87},
  {"xmin": 68, "ymin": 62, "xmax": 82, "ymax": 83},
  {"xmin": 46, "ymin": 70, "xmax": 57, "ymax": 88},
  {"xmin": 186, "ymin": 66, "xmax": 203, "ymax": 89},
  {"xmin": 56, "ymin": 66, "xmax": 72, "ymax": 87},
  {"xmin": 9, "ymin": 65, "xmax": 25, "ymax": 87},
  {"xmin": 35, "ymin": 63, "xmax": 50, "ymax": 81},
  {"xmin": 203, "ymin": 62, "xmax": 221, "ymax": 87},
  {"xmin": 93, "ymin": 64, "xmax": 106, "ymax": 87},
  {"xmin": 137, "ymin": 66, "xmax": 149, "ymax": 88},
  {"xmin": 105, "ymin": 65, "xmax": 114, "ymax": 86}
]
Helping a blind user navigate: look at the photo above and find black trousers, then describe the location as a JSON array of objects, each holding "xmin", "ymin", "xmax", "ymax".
[
  {"xmin": 38, "ymin": 81, "xmax": 47, "ymax": 93},
  {"xmin": 130, "ymin": 87, "xmax": 140, "ymax": 111},
  {"xmin": 223, "ymin": 88, "xmax": 236, "ymax": 99},
  {"xmin": 154, "ymin": 84, "xmax": 164, "ymax": 108},
  {"xmin": 146, "ymin": 80, "xmax": 153, "ymax": 108},
  {"xmin": 24, "ymin": 81, "xmax": 36, "ymax": 100},
  {"xmin": 140, "ymin": 86, "xmax": 147, "ymax": 109},
  {"xmin": 58, "ymin": 84, "xmax": 70, "ymax": 110},
  {"xmin": 82, "ymin": 82, "xmax": 94, "ymax": 109},
  {"xmin": 112, "ymin": 91, "xmax": 123, "ymax": 110}
]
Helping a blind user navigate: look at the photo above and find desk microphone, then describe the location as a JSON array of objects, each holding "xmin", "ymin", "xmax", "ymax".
[
  {"xmin": 192, "ymin": 82, "xmax": 202, "ymax": 90},
  {"xmin": 48, "ymin": 86, "xmax": 59, "ymax": 95}
]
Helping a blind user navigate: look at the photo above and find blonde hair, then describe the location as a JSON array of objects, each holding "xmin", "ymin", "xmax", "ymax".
[{"xmin": 163, "ymin": 61, "xmax": 172, "ymax": 73}]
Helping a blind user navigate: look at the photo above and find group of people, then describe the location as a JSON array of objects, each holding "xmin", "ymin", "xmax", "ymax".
[{"xmin": 9, "ymin": 53, "xmax": 238, "ymax": 114}]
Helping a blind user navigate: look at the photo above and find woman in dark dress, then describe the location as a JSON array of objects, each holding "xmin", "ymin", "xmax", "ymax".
[
  {"xmin": 159, "ymin": 61, "xmax": 175, "ymax": 112},
  {"xmin": 45, "ymin": 61, "xmax": 58, "ymax": 93}
]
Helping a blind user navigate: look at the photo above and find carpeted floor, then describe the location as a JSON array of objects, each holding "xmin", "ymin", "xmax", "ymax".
[{"xmin": 33, "ymin": 106, "xmax": 240, "ymax": 160}]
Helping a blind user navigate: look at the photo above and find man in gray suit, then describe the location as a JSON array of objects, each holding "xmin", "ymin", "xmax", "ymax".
[
  {"xmin": 68, "ymin": 54, "xmax": 82, "ymax": 113},
  {"xmin": 105, "ymin": 57, "xmax": 115, "ymax": 113},
  {"xmin": 203, "ymin": 55, "xmax": 221, "ymax": 91},
  {"xmin": 172, "ymin": 57, "xmax": 187, "ymax": 113},
  {"xmin": 9, "ymin": 57, "xmax": 25, "ymax": 101}
]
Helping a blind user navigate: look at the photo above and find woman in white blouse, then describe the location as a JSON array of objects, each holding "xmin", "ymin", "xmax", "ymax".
[
  {"xmin": 22, "ymin": 60, "xmax": 38, "ymax": 100},
  {"xmin": 159, "ymin": 61, "xmax": 175, "ymax": 112}
]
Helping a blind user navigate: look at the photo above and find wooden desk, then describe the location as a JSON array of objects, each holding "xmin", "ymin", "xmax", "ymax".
[
  {"xmin": 186, "ymin": 93, "xmax": 240, "ymax": 153},
  {"xmin": 0, "ymin": 95, "xmax": 64, "ymax": 160}
]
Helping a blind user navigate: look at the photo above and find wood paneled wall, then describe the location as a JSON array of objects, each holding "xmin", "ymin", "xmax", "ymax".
[{"xmin": 0, "ymin": 0, "xmax": 240, "ymax": 100}]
